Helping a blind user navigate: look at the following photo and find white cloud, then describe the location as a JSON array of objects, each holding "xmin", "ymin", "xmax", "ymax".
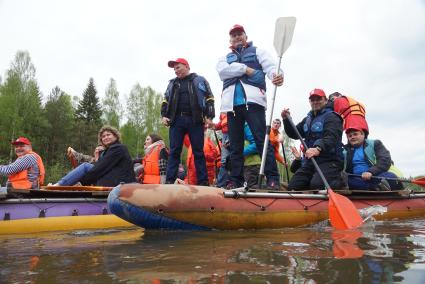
[{"xmin": 0, "ymin": 0, "xmax": 424, "ymax": 176}]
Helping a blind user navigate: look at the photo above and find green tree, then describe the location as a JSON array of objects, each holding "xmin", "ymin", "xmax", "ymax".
[
  {"xmin": 75, "ymin": 78, "xmax": 102, "ymax": 124},
  {"xmin": 44, "ymin": 86, "xmax": 75, "ymax": 164},
  {"xmin": 122, "ymin": 84, "xmax": 166, "ymax": 157},
  {"xmin": 73, "ymin": 78, "xmax": 103, "ymax": 154},
  {"xmin": 0, "ymin": 51, "xmax": 47, "ymax": 162},
  {"xmin": 102, "ymin": 78, "xmax": 122, "ymax": 128}
]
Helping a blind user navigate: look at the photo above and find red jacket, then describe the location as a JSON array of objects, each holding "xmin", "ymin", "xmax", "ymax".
[
  {"xmin": 185, "ymin": 136, "xmax": 218, "ymax": 185},
  {"xmin": 214, "ymin": 113, "xmax": 228, "ymax": 134}
]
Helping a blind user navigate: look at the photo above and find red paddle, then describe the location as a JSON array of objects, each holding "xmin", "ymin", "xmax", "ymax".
[
  {"xmin": 347, "ymin": 173, "xmax": 425, "ymax": 188},
  {"xmin": 286, "ymin": 116, "xmax": 363, "ymax": 230}
]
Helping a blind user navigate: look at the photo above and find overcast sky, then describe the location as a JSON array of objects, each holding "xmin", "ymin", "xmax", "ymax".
[{"xmin": 0, "ymin": 0, "xmax": 424, "ymax": 176}]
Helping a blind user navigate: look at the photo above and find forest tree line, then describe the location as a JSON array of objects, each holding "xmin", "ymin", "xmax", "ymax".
[
  {"xmin": 0, "ymin": 50, "xmax": 168, "ymax": 183},
  {"xmin": 1, "ymin": 50, "xmax": 352, "ymax": 187}
]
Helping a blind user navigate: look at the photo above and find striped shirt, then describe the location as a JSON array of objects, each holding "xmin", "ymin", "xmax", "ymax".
[{"xmin": 0, "ymin": 154, "xmax": 40, "ymax": 183}]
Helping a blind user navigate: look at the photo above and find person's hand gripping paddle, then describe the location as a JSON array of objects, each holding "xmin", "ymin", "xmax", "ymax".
[
  {"xmin": 286, "ymin": 116, "xmax": 363, "ymax": 230},
  {"xmin": 258, "ymin": 17, "xmax": 296, "ymax": 188}
]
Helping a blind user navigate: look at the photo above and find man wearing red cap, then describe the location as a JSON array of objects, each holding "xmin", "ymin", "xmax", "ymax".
[
  {"xmin": 281, "ymin": 89, "xmax": 346, "ymax": 191},
  {"xmin": 0, "ymin": 137, "xmax": 45, "ymax": 189},
  {"xmin": 161, "ymin": 58, "xmax": 215, "ymax": 185},
  {"xmin": 216, "ymin": 24, "xmax": 284, "ymax": 190}
]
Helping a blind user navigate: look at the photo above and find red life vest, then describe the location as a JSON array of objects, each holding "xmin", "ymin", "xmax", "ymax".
[
  {"xmin": 335, "ymin": 96, "xmax": 366, "ymax": 119},
  {"xmin": 9, "ymin": 151, "xmax": 45, "ymax": 189},
  {"xmin": 142, "ymin": 145, "xmax": 162, "ymax": 184}
]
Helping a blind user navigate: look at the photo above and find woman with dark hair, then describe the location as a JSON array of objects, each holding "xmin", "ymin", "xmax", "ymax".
[
  {"xmin": 137, "ymin": 134, "xmax": 169, "ymax": 184},
  {"xmin": 52, "ymin": 125, "xmax": 136, "ymax": 186}
]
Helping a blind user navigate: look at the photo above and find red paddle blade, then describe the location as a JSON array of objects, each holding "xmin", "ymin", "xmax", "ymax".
[
  {"xmin": 328, "ymin": 189, "xmax": 363, "ymax": 230},
  {"xmin": 413, "ymin": 177, "xmax": 425, "ymax": 187},
  {"xmin": 332, "ymin": 231, "xmax": 364, "ymax": 259}
]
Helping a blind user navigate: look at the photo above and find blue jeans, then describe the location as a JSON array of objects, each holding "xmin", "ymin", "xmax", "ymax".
[
  {"xmin": 166, "ymin": 115, "xmax": 208, "ymax": 184},
  {"xmin": 227, "ymin": 104, "xmax": 279, "ymax": 186},
  {"xmin": 216, "ymin": 133, "xmax": 230, "ymax": 187},
  {"xmin": 58, "ymin": 162, "xmax": 94, "ymax": 186},
  {"xmin": 348, "ymin": 171, "xmax": 402, "ymax": 190}
]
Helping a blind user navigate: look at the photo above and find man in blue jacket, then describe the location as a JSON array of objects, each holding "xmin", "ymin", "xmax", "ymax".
[
  {"xmin": 281, "ymin": 88, "xmax": 346, "ymax": 191},
  {"xmin": 161, "ymin": 58, "xmax": 215, "ymax": 185}
]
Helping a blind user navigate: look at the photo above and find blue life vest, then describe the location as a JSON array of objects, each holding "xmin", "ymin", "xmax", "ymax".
[
  {"xmin": 303, "ymin": 107, "xmax": 343, "ymax": 158},
  {"xmin": 362, "ymin": 139, "xmax": 402, "ymax": 177},
  {"xmin": 223, "ymin": 42, "xmax": 266, "ymax": 91}
]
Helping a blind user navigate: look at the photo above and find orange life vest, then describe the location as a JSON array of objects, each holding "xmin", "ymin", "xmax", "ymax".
[
  {"xmin": 185, "ymin": 137, "xmax": 218, "ymax": 185},
  {"xmin": 9, "ymin": 151, "xmax": 45, "ymax": 189},
  {"xmin": 338, "ymin": 96, "xmax": 366, "ymax": 119},
  {"xmin": 269, "ymin": 129, "xmax": 285, "ymax": 164},
  {"xmin": 142, "ymin": 145, "xmax": 162, "ymax": 184}
]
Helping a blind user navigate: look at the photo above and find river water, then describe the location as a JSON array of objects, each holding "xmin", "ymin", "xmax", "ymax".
[{"xmin": 1, "ymin": 218, "xmax": 425, "ymax": 283}]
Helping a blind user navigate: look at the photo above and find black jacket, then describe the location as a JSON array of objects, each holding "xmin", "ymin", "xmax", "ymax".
[
  {"xmin": 161, "ymin": 73, "xmax": 215, "ymax": 125},
  {"xmin": 344, "ymin": 139, "xmax": 392, "ymax": 176},
  {"xmin": 283, "ymin": 110, "xmax": 343, "ymax": 164},
  {"xmin": 80, "ymin": 142, "xmax": 136, "ymax": 186}
]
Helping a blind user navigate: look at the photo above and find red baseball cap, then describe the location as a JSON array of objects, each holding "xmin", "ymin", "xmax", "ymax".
[
  {"xmin": 229, "ymin": 24, "xmax": 245, "ymax": 35},
  {"xmin": 168, "ymin": 58, "xmax": 189, "ymax": 68},
  {"xmin": 11, "ymin": 137, "xmax": 31, "ymax": 145},
  {"xmin": 346, "ymin": 126, "xmax": 368, "ymax": 134},
  {"xmin": 309, "ymin": 88, "xmax": 326, "ymax": 98}
]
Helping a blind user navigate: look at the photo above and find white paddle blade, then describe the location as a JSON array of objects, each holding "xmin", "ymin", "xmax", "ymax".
[{"xmin": 273, "ymin": 17, "xmax": 296, "ymax": 56}]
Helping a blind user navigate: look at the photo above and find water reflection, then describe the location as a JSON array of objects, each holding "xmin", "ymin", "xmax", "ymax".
[{"xmin": 1, "ymin": 219, "xmax": 425, "ymax": 283}]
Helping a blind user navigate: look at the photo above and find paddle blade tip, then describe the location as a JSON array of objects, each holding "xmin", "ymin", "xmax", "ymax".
[{"xmin": 328, "ymin": 189, "xmax": 363, "ymax": 230}]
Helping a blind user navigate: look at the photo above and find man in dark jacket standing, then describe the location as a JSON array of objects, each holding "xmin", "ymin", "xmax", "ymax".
[
  {"xmin": 161, "ymin": 58, "xmax": 215, "ymax": 185},
  {"xmin": 281, "ymin": 88, "xmax": 346, "ymax": 190},
  {"xmin": 344, "ymin": 127, "xmax": 403, "ymax": 191}
]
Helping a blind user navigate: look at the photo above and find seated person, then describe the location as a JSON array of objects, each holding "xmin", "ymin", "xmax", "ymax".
[
  {"xmin": 136, "ymin": 134, "xmax": 169, "ymax": 184},
  {"xmin": 0, "ymin": 137, "xmax": 45, "ymax": 189},
  {"xmin": 281, "ymin": 89, "xmax": 346, "ymax": 191},
  {"xmin": 52, "ymin": 126, "xmax": 136, "ymax": 187},
  {"xmin": 344, "ymin": 127, "xmax": 403, "ymax": 191}
]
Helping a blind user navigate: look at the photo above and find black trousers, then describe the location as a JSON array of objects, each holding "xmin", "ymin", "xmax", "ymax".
[{"xmin": 288, "ymin": 160, "xmax": 345, "ymax": 190}]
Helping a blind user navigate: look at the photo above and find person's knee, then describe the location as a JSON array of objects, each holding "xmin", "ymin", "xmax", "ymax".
[
  {"xmin": 288, "ymin": 175, "xmax": 308, "ymax": 190},
  {"xmin": 81, "ymin": 162, "xmax": 94, "ymax": 170}
]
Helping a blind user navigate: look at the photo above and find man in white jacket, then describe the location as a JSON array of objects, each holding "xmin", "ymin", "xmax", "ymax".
[{"xmin": 216, "ymin": 24, "xmax": 283, "ymax": 189}]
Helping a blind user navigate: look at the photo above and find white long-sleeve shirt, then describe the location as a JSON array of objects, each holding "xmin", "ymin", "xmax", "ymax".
[{"xmin": 216, "ymin": 46, "xmax": 283, "ymax": 112}]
